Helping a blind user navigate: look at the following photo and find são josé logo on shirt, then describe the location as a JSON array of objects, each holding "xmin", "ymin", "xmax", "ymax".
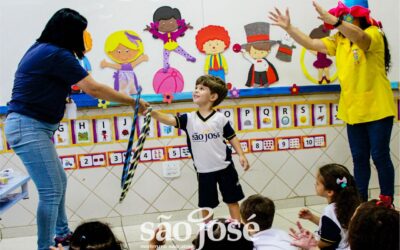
[{"xmin": 192, "ymin": 130, "xmax": 221, "ymax": 143}]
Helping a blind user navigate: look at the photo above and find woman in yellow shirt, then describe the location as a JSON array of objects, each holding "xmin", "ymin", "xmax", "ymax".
[{"xmin": 269, "ymin": 0, "xmax": 395, "ymax": 204}]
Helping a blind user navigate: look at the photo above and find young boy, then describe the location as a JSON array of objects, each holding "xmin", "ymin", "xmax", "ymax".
[
  {"xmin": 150, "ymin": 75, "xmax": 249, "ymax": 221},
  {"xmin": 240, "ymin": 194, "xmax": 297, "ymax": 250}
]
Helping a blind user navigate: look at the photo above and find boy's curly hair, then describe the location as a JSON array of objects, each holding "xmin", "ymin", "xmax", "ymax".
[{"xmin": 195, "ymin": 75, "xmax": 227, "ymax": 107}]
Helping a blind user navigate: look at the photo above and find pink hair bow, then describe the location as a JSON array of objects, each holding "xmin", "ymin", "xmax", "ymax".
[{"xmin": 336, "ymin": 177, "xmax": 347, "ymax": 188}]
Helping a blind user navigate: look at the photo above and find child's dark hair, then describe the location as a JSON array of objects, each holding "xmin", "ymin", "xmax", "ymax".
[
  {"xmin": 195, "ymin": 75, "xmax": 227, "ymax": 107},
  {"xmin": 348, "ymin": 200, "xmax": 399, "ymax": 250},
  {"xmin": 69, "ymin": 221, "xmax": 123, "ymax": 250},
  {"xmin": 153, "ymin": 6, "xmax": 181, "ymax": 22},
  {"xmin": 37, "ymin": 8, "xmax": 87, "ymax": 59},
  {"xmin": 318, "ymin": 163, "xmax": 361, "ymax": 229},
  {"xmin": 240, "ymin": 194, "xmax": 275, "ymax": 231},
  {"xmin": 191, "ymin": 218, "xmax": 253, "ymax": 250}
]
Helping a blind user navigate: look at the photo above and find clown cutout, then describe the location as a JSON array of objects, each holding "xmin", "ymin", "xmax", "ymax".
[
  {"xmin": 241, "ymin": 22, "xmax": 279, "ymax": 88},
  {"xmin": 195, "ymin": 25, "xmax": 230, "ymax": 82},
  {"xmin": 101, "ymin": 30, "xmax": 148, "ymax": 95}
]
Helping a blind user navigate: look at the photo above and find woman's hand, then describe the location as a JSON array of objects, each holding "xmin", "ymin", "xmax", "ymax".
[
  {"xmin": 268, "ymin": 7, "xmax": 291, "ymax": 31},
  {"xmin": 312, "ymin": 0, "xmax": 338, "ymax": 25},
  {"xmin": 138, "ymin": 99, "xmax": 150, "ymax": 113}
]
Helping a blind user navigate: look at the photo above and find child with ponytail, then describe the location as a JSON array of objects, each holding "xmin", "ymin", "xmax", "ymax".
[{"xmin": 298, "ymin": 163, "xmax": 361, "ymax": 250}]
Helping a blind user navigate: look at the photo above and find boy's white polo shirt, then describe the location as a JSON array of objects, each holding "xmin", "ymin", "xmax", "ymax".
[{"xmin": 175, "ymin": 110, "xmax": 236, "ymax": 173}]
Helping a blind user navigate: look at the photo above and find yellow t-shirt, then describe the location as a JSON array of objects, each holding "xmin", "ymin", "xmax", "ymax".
[{"xmin": 321, "ymin": 26, "xmax": 395, "ymax": 125}]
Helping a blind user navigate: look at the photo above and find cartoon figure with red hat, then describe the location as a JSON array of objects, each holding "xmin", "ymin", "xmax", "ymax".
[{"xmin": 240, "ymin": 22, "xmax": 279, "ymax": 88}]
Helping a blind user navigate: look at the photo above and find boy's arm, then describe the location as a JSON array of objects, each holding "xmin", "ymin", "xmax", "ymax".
[
  {"xmin": 229, "ymin": 136, "xmax": 249, "ymax": 171},
  {"xmin": 150, "ymin": 110, "xmax": 177, "ymax": 127}
]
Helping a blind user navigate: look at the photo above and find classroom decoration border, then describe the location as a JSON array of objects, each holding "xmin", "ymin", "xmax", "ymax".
[
  {"xmin": 57, "ymin": 135, "xmax": 326, "ymax": 170},
  {"xmin": 0, "ymin": 98, "xmax": 398, "ymax": 153}
]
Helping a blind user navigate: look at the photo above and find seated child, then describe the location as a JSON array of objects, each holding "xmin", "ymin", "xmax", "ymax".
[
  {"xmin": 50, "ymin": 221, "xmax": 123, "ymax": 250},
  {"xmin": 298, "ymin": 163, "xmax": 361, "ymax": 249},
  {"xmin": 240, "ymin": 194, "xmax": 297, "ymax": 250},
  {"xmin": 150, "ymin": 75, "xmax": 250, "ymax": 222}
]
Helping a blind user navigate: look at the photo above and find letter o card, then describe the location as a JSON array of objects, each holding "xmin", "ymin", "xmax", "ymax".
[{"xmin": 219, "ymin": 108, "xmax": 235, "ymax": 129}]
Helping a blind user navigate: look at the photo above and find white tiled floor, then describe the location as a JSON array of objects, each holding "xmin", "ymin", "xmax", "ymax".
[{"xmin": 0, "ymin": 204, "xmax": 326, "ymax": 250}]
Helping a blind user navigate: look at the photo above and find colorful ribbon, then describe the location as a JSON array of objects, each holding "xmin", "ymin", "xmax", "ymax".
[{"xmin": 120, "ymin": 107, "xmax": 152, "ymax": 202}]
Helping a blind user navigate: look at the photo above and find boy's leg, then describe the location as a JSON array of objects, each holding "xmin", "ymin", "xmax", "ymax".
[
  {"xmin": 227, "ymin": 202, "xmax": 241, "ymax": 221},
  {"xmin": 197, "ymin": 172, "xmax": 219, "ymax": 223},
  {"xmin": 218, "ymin": 164, "xmax": 245, "ymax": 219}
]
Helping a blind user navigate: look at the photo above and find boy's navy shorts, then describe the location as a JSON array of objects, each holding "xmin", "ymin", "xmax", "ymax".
[{"xmin": 197, "ymin": 163, "xmax": 245, "ymax": 208}]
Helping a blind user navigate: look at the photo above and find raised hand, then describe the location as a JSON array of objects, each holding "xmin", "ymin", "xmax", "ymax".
[
  {"xmin": 268, "ymin": 7, "xmax": 291, "ymax": 30},
  {"xmin": 312, "ymin": 0, "xmax": 337, "ymax": 25}
]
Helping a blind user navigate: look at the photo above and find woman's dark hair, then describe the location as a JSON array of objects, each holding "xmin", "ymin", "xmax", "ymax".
[
  {"xmin": 69, "ymin": 221, "xmax": 123, "ymax": 250},
  {"xmin": 153, "ymin": 6, "xmax": 181, "ymax": 22},
  {"xmin": 359, "ymin": 17, "xmax": 391, "ymax": 73},
  {"xmin": 348, "ymin": 200, "xmax": 399, "ymax": 250},
  {"xmin": 37, "ymin": 8, "xmax": 87, "ymax": 59},
  {"xmin": 318, "ymin": 164, "xmax": 361, "ymax": 229},
  {"xmin": 240, "ymin": 194, "xmax": 275, "ymax": 231},
  {"xmin": 191, "ymin": 219, "xmax": 253, "ymax": 250}
]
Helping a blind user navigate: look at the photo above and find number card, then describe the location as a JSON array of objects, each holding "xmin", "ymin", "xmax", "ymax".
[
  {"xmin": 93, "ymin": 118, "xmax": 113, "ymax": 143},
  {"xmin": 277, "ymin": 136, "xmax": 301, "ymax": 150},
  {"xmin": 276, "ymin": 105, "xmax": 293, "ymax": 128},
  {"xmin": 71, "ymin": 119, "xmax": 92, "ymax": 144},
  {"xmin": 398, "ymin": 99, "xmax": 400, "ymax": 121},
  {"xmin": 294, "ymin": 104, "xmax": 311, "ymax": 127},
  {"xmin": 329, "ymin": 103, "xmax": 343, "ymax": 125},
  {"xmin": 277, "ymin": 137, "xmax": 290, "ymax": 150},
  {"xmin": 250, "ymin": 138, "xmax": 275, "ymax": 152},
  {"xmin": 114, "ymin": 116, "xmax": 133, "ymax": 141},
  {"xmin": 302, "ymin": 134, "xmax": 326, "ymax": 148},
  {"xmin": 137, "ymin": 115, "xmax": 155, "ymax": 138},
  {"xmin": 108, "ymin": 150, "xmax": 128, "ymax": 166},
  {"xmin": 60, "ymin": 155, "xmax": 77, "ymax": 170},
  {"xmin": 257, "ymin": 106, "xmax": 274, "ymax": 129},
  {"xmin": 0, "ymin": 127, "xmax": 4, "ymax": 152},
  {"xmin": 157, "ymin": 122, "xmax": 175, "ymax": 137},
  {"xmin": 237, "ymin": 107, "xmax": 255, "ymax": 131},
  {"xmin": 219, "ymin": 108, "xmax": 236, "ymax": 129},
  {"xmin": 228, "ymin": 140, "xmax": 250, "ymax": 154},
  {"xmin": 53, "ymin": 122, "xmax": 71, "ymax": 146},
  {"xmin": 139, "ymin": 147, "xmax": 166, "ymax": 162},
  {"xmin": 166, "ymin": 145, "xmax": 191, "ymax": 160},
  {"xmin": 312, "ymin": 104, "xmax": 328, "ymax": 126},
  {"xmin": 78, "ymin": 153, "xmax": 107, "ymax": 168}
]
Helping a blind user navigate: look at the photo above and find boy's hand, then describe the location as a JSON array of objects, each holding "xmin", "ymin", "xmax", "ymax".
[
  {"xmin": 149, "ymin": 225, "xmax": 166, "ymax": 249},
  {"xmin": 298, "ymin": 208, "xmax": 314, "ymax": 220},
  {"xmin": 49, "ymin": 243, "xmax": 64, "ymax": 250},
  {"xmin": 239, "ymin": 155, "xmax": 250, "ymax": 171}
]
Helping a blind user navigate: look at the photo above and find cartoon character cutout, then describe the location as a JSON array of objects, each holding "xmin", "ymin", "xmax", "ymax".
[
  {"xmin": 195, "ymin": 25, "xmax": 230, "ymax": 82},
  {"xmin": 72, "ymin": 30, "xmax": 93, "ymax": 94},
  {"xmin": 101, "ymin": 30, "xmax": 148, "ymax": 95},
  {"xmin": 145, "ymin": 6, "xmax": 196, "ymax": 73},
  {"xmin": 241, "ymin": 22, "xmax": 279, "ymax": 87},
  {"xmin": 276, "ymin": 33, "xmax": 296, "ymax": 62},
  {"xmin": 309, "ymin": 25, "xmax": 332, "ymax": 84}
]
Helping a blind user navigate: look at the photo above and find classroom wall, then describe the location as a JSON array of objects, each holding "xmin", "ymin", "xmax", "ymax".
[{"xmin": 0, "ymin": 93, "xmax": 399, "ymax": 237}]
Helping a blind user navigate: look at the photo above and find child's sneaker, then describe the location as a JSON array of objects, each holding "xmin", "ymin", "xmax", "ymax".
[{"xmin": 54, "ymin": 231, "xmax": 73, "ymax": 247}]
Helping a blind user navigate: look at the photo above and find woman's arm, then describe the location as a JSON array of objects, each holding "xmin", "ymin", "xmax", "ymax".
[
  {"xmin": 269, "ymin": 7, "xmax": 328, "ymax": 53},
  {"xmin": 76, "ymin": 75, "xmax": 149, "ymax": 111},
  {"xmin": 312, "ymin": 1, "xmax": 371, "ymax": 50}
]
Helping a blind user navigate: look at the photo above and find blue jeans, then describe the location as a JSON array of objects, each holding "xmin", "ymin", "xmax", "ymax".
[
  {"xmin": 347, "ymin": 116, "xmax": 395, "ymax": 201},
  {"xmin": 4, "ymin": 112, "xmax": 70, "ymax": 250}
]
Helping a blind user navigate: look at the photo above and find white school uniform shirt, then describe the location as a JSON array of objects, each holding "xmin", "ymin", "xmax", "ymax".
[
  {"xmin": 251, "ymin": 228, "xmax": 297, "ymax": 250},
  {"xmin": 175, "ymin": 110, "xmax": 236, "ymax": 173},
  {"xmin": 317, "ymin": 203, "xmax": 349, "ymax": 250}
]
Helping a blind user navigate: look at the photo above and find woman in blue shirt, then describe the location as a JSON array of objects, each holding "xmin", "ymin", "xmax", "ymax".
[{"xmin": 4, "ymin": 8, "xmax": 148, "ymax": 250}]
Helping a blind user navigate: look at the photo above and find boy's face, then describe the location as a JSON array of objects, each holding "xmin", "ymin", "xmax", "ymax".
[
  {"xmin": 249, "ymin": 46, "xmax": 269, "ymax": 59},
  {"xmin": 203, "ymin": 39, "xmax": 226, "ymax": 55},
  {"xmin": 193, "ymin": 84, "xmax": 217, "ymax": 106}
]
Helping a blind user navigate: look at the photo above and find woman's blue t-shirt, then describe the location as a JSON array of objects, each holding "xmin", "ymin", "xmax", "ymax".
[{"xmin": 7, "ymin": 42, "xmax": 88, "ymax": 124}]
